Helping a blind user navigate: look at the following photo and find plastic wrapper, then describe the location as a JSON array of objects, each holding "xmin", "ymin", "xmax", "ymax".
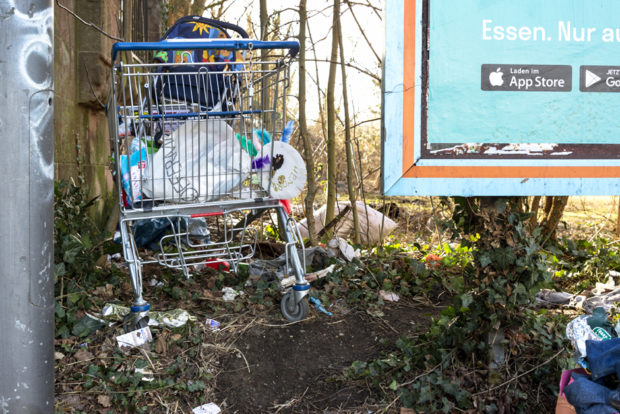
[
  {"xmin": 102, "ymin": 303, "xmax": 196, "ymax": 328},
  {"xmin": 566, "ymin": 314, "xmax": 602, "ymax": 359}
]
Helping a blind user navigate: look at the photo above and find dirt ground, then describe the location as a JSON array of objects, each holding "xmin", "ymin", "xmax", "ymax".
[
  {"xmin": 54, "ymin": 245, "xmax": 442, "ymax": 414},
  {"xmin": 214, "ymin": 300, "xmax": 437, "ymax": 413},
  {"xmin": 55, "ymin": 290, "xmax": 439, "ymax": 414}
]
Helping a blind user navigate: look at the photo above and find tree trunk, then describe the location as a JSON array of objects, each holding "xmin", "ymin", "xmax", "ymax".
[
  {"xmin": 325, "ymin": 0, "xmax": 340, "ymax": 224},
  {"xmin": 529, "ymin": 195, "xmax": 541, "ymax": 229},
  {"xmin": 307, "ymin": 20, "xmax": 328, "ymax": 158},
  {"xmin": 541, "ymin": 196, "xmax": 569, "ymax": 243},
  {"xmin": 337, "ymin": 6, "xmax": 360, "ymax": 244},
  {"xmin": 543, "ymin": 196, "xmax": 553, "ymax": 216},
  {"xmin": 260, "ymin": 0, "xmax": 268, "ymax": 39},
  {"xmin": 190, "ymin": 1, "xmax": 204, "ymax": 16},
  {"xmin": 298, "ymin": 0, "xmax": 319, "ymax": 246},
  {"xmin": 168, "ymin": 0, "xmax": 189, "ymax": 27},
  {"xmin": 616, "ymin": 197, "xmax": 620, "ymax": 237}
]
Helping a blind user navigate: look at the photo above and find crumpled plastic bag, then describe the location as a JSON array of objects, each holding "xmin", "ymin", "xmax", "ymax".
[
  {"xmin": 566, "ymin": 314, "xmax": 601, "ymax": 360},
  {"xmin": 143, "ymin": 118, "xmax": 251, "ymax": 202},
  {"xmin": 102, "ymin": 303, "xmax": 196, "ymax": 328}
]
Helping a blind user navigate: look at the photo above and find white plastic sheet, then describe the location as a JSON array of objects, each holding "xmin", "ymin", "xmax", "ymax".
[{"xmin": 299, "ymin": 202, "xmax": 398, "ymax": 245}]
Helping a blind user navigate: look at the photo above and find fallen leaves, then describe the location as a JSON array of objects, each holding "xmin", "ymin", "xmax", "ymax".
[
  {"xmin": 97, "ymin": 394, "xmax": 112, "ymax": 408},
  {"xmin": 73, "ymin": 349, "xmax": 94, "ymax": 362}
]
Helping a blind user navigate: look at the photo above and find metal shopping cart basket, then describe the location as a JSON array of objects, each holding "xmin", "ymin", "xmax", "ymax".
[{"xmin": 107, "ymin": 16, "xmax": 310, "ymax": 331}]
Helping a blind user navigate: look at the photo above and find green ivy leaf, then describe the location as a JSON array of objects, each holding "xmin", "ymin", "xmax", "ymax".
[
  {"xmin": 478, "ymin": 253, "xmax": 492, "ymax": 268},
  {"xmin": 460, "ymin": 293, "xmax": 473, "ymax": 309},
  {"xmin": 490, "ymin": 248, "xmax": 516, "ymax": 270}
]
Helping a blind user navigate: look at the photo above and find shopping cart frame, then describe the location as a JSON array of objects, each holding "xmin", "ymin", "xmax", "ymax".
[{"xmin": 108, "ymin": 39, "xmax": 310, "ymax": 330}]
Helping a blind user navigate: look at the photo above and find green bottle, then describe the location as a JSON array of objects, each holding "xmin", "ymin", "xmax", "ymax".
[{"xmin": 587, "ymin": 307, "xmax": 617, "ymax": 340}]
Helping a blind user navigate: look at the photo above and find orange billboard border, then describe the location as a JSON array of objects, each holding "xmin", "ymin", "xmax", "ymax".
[{"xmin": 401, "ymin": 0, "xmax": 620, "ymax": 180}]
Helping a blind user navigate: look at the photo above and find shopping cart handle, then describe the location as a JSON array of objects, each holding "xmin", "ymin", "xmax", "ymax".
[{"xmin": 112, "ymin": 40, "xmax": 300, "ymax": 61}]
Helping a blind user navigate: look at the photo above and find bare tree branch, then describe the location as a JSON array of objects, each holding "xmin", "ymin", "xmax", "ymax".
[
  {"xmin": 56, "ymin": 0, "xmax": 124, "ymax": 42},
  {"xmin": 306, "ymin": 58, "xmax": 380, "ymax": 81},
  {"xmin": 345, "ymin": 0, "xmax": 381, "ymax": 65},
  {"xmin": 325, "ymin": 0, "xmax": 341, "ymax": 224},
  {"xmin": 338, "ymin": 6, "xmax": 361, "ymax": 243}
]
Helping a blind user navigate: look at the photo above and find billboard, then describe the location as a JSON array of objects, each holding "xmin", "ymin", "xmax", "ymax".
[{"xmin": 382, "ymin": 0, "xmax": 620, "ymax": 196}]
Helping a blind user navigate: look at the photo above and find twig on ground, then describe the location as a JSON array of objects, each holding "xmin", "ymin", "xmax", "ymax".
[
  {"xmin": 226, "ymin": 317, "xmax": 258, "ymax": 347},
  {"xmin": 398, "ymin": 350, "xmax": 456, "ymax": 388},
  {"xmin": 137, "ymin": 347, "xmax": 157, "ymax": 372},
  {"xmin": 258, "ymin": 316, "xmax": 315, "ymax": 328},
  {"xmin": 203, "ymin": 343, "xmax": 251, "ymax": 374},
  {"xmin": 273, "ymin": 386, "xmax": 310, "ymax": 413},
  {"xmin": 380, "ymin": 396, "xmax": 399, "ymax": 414},
  {"xmin": 473, "ymin": 348, "xmax": 565, "ymax": 396}
]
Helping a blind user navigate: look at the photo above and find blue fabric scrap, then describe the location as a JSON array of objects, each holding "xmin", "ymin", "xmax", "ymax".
[
  {"xmin": 586, "ymin": 338, "xmax": 620, "ymax": 381},
  {"xmin": 564, "ymin": 373, "xmax": 618, "ymax": 414}
]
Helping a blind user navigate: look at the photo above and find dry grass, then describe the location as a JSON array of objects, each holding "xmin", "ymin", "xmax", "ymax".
[
  {"xmin": 560, "ymin": 196, "xmax": 620, "ymax": 240},
  {"xmin": 368, "ymin": 195, "xmax": 620, "ymax": 244}
]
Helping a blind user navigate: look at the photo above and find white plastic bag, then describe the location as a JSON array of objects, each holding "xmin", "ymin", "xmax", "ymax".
[{"xmin": 143, "ymin": 118, "xmax": 251, "ymax": 202}]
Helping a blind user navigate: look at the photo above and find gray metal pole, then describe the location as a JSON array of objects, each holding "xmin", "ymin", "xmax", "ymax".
[{"xmin": 0, "ymin": 1, "xmax": 55, "ymax": 412}]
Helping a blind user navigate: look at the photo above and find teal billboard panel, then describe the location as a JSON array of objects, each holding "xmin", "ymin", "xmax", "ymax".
[{"xmin": 428, "ymin": 0, "xmax": 620, "ymax": 144}]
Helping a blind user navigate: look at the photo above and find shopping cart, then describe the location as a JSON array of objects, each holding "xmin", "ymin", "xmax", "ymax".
[{"xmin": 107, "ymin": 17, "xmax": 310, "ymax": 330}]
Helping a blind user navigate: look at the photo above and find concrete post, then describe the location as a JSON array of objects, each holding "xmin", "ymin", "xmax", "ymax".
[{"xmin": 0, "ymin": 0, "xmax": 55, "ymax": 412}]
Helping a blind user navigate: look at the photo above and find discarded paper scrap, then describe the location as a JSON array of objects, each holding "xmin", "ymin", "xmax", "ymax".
[
  {"xmin": 135, "ymin": 367, "xmax": 155, "ymax": 382},
  {"xmin": 327, "ymin": 237, "xmax": 361, "ymax": 262},
  {"xmin": 221, "ymin": 287, "xmax": 243, "ymax": 302},
  {"xmin": 116, "ymin": 327, "xmax": 153, "ymax": 348},
  {"xmin": 379, "ymin": 290, "xmax": 400, "ymax": 302}
]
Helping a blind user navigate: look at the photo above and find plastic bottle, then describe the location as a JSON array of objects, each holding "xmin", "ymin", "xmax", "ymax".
[
  {"xmin": 129, "ymin": 137, "xmax": 142, "ymax": 155},
  {"xmin": 281, "ymin": 120, "xmax": 295, "ymax": 144},
  {"xmin": 587, "ymin": 307, "xmax": 616, "ymax": 340},
  {"xmin": 130, "ymin": 136, "xmax": 155, "ymax": 155}
]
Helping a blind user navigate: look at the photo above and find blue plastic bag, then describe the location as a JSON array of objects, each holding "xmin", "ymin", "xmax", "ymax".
[{"xmin": 120, "ymin": 146, "xmax": 148, "ymax": 207}]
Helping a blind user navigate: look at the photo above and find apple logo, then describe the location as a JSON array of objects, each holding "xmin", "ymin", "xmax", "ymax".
[{"xmin": 489, "ymin": 67, "xmax": 504, "ymax": 87}]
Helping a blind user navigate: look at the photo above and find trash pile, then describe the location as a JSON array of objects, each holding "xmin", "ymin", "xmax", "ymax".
[
  {"xmin": 561, "ymin": 306, "xmax": 620, "ymax": 413},
  {"xmin": 537, "ymin": 271, "xmax": 620, "ymax": 312}
]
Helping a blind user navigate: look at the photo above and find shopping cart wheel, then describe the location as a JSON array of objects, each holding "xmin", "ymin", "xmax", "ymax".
[
  {"xmin": 280, "ymin": 291, "xmax": 309, "ymax": 322},
  {"xmin": 123, "ymin": 313, "xmax": 150, "ymax": 333}
]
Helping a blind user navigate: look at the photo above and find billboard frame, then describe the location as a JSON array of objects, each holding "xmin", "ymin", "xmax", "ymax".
[{"xmin": 382, "ymin": 0, "xmax": 620, "ymax": 196}]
